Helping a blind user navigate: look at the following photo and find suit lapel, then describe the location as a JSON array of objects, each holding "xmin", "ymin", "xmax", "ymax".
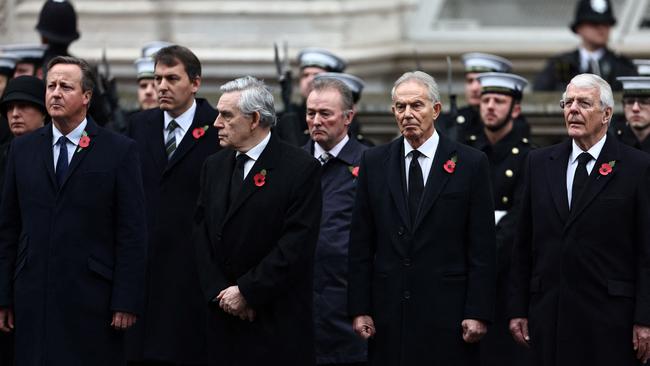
[
  {"xmin": 165, "ymin": 101, "xmax": 214, "ymax": 173},
  {"xmin": 546, "ymin": 140, "xmax": 571, "ymax": 223},
  {"xmin": 565, "ymin": 135, "xmax": 620, "ymax": 230},
  {"xmin": 60, "ymin": 118, "xmax": 99, "ymax": 189},
  {"xmin": 39, "ymin": 124, "xmax": 57, "ymax": 190},
  {"xmin": 413, "ymin": 134, "xmax": 454, "ymax": 231},
  {"xmin": 224, "ymin": 134, "xmax": 279, "ymax": 223},
  {"xmin": 212, "ymin": 150, "xmax": 236, "ymax": 237},
  {"xmin": 145, "ymin": 109, "xmax": 167, "ymax": 172},
  {"xmin": 386, "ymin": 138, "xmax": 411, "ymax": 234}
]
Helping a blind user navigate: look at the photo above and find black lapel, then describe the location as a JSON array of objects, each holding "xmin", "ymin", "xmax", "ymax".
[
  {"xmin": 145, "ymin": 109, "xmax": 167, "ymax": 172},
  {"xmin": 39, "ymin": 124, "xmax": 57, "ymax": 190},
  {"xmin": 413, "ymin": 134, "xmax": 454, "ymax": 231},
  {"xmin": 565, "ymin": 135, "xmax": 620, "ymax": 230},
  {"xmin": 60, "ymin": 118, "xmax": 99, "ymax": 189},
  {"xmin": 386, "ymin": 138, "xmax": 411, "ymax": 235},
  {"xmin": 545, "ymin": 140, "xmax": 571, "ymax": 223},
  {"xmin": 165, "ymin": 100, "xmax": 215, "ymax": 173},
  {"xmin": 212, "ymin": 150, "xmax": 236, "ymax": 237},
  {"xmin": 224, "ymin": 133, "xmax": 278, "ymax": 223}
]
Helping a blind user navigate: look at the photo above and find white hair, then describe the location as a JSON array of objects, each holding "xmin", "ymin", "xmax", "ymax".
[
  {"xmin": 563, "ymin": 73, "xmax": 614, "ymax": 111},
  {"xmin": 220, "ymin": 76, "xmax": 277, "ymax": 128},
  {"xmin": 391, "ymin": 71, "xmax": 440, "ymax": 103}
]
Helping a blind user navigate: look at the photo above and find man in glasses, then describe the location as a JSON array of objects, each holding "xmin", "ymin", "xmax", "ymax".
[
  {"xmin": 509, "ymin": 73, "xmax": 650, "ymax": 365},
  {"xmin": 611, "ymin": 77, "xmax": 650, "ymax": 154}
]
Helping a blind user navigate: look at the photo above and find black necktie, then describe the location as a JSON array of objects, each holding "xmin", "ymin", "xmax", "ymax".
[
  {"xmin": 571, "ymin": 152, "xmax": 592, "ymax": 209},
  {"xmin": 229, "ymin": 153, "xmax": 249, "ymax": 207},
  {"xmin": 55, "ymin": 136, "xmax": 69, "ymax": 186},
  {"xmin": 408, "ymin": 150, "xmax": 424, "ymax": 224}
]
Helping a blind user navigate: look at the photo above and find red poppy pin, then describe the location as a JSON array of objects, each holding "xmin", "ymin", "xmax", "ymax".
[
  {"xmin": 348, "ymin": 166, "xmax": 359, "ymax": 178},
  {"xmin": 598, "ymin": 160, "xmax": 616, "ymax": 176},
  {"xmin": 76, "ymin": 131, "xmax": 90, "ymax": 152},
  {"xmin": 253, "ymin": 169, "xmax": 267, "ymax": 187},
  {"xmin": 192, "ymin": 125, "xmax": 209, "ymax": 139},
  {"xmin": 443, "ymin": 155, "xmax": 458, "ymax": 174}
]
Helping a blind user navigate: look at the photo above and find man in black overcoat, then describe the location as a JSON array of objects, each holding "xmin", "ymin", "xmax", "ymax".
[
  {"xmin": 126, "ymin": 45, "xmax": 219, "ymax": 366},
  {"xmin": 509, "ymin": 73, "xmax": 650, "ymax": 366},
  {"xmin": 193, "ymin": 76, "xmax": 321, "ymax": 366},
  {"xmin": 0, "ymin": 56, "xmax": 146, "ymax": 365},
  {"xmin": 348, "ymin": 70, "xmax": 496, "ymax": 366}
]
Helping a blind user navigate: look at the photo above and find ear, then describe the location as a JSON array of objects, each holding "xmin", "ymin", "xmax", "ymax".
[
  {"xmin": 344, "ymin": 107, "xmax": 356, "ymax": 127},
  {"xmin": 432, "ymin": 101, "xmax": 442, "ymax": 120},
  {"xmin": 602, "ymin": 106, "xmax": 613, "ymax": 125},
  {"xmin": 191, "ymin": 76, "xmax": 201, "ymax": 94},
  {"xmin": 83, "ymin": 90, "xmax": 93, "ymax": 108},
  {"xmin": 511, "ymin": 103, "xmax": 522, "ymax": 119},
  {"xmin": 249, "ymin": 111, "xmax": 261, "ymax": 131}
]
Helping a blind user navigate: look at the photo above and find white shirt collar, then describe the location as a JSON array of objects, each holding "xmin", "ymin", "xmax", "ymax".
[
  {"xmin": 570, "ymin": 133, "xmax": 607, "ymax": 164},
  {"xmin": 52, "ymin": 118, "xmax": 88, "ymax": 147},
  {"xmin": 579, "ymin": 47, "xmax": 605, "ymax": 61},
  {"xmin": 314, "ymin": 134, "xmax": 349, "ymax": 159},
  {"xmin": 404, "ymin": 130, "xmax": 439, "ymax": 159},
  {"xmin": 238, "ymin": 131, "xmax": 271, "ymax": 162},
  {"xmin": 164, "ymin": 99, "xmax": 196, "ymax": 133}
]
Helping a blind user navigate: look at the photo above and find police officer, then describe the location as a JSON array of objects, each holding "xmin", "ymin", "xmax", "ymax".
[
  {"xmin": 533, "ymin": 0, "xmax": 637, "ymax": 91},
  {"xmin": 275, "ymin": 48, "xmax": 346, "ymax": 146},
  {"xmin": 35, "ymin": 0, "xmax": 80, "ymax": 75},
  {"xmin": 438, "ymin": 52, "xmax": 529, "ymax": 144},
  {"xmin": 610, "ymin": 77, "xmax": 650, "ymax": 154},
  {"xmin": 467, "ymin": 72, "xmax": 533, "ymax": 366},
  {"xmin": 313, "ymin": 72, "xmax": 373, "ymax": 146}
]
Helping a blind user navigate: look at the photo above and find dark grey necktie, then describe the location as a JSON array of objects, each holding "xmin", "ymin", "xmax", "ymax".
[
  {"xmin": 408, "ymin": 150, "xmax": 424, "ymax": 224},
  {"xmin": 571, "ymin": 152, "xmax": 592, "ymax": 209},
  {"xmin": 165, "ymin": 120, "xmax": 179, "ymax": 159}
]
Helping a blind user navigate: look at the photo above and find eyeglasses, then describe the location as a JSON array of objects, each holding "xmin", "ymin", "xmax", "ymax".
[
  {"xmin": 559, "ymin": 98, "xmax": 599, "ymax": 110},
  {"xmin": 622, "ymin": 97, "xmax": 650, "ymax": 107}
]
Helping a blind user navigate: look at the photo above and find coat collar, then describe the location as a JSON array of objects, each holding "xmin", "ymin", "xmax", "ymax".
[{"xmin": 546, "ymin": 139, "xmax": 572, "ymax": 223}]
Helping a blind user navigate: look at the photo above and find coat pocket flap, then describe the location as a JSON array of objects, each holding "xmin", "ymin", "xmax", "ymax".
[
  {"xmin": 87, "ymin": 257, "xmax": 114, "ymax": 281},
  {"xmin": 607, "ymin": 279, "xmax": 635, "ymax": 298}
]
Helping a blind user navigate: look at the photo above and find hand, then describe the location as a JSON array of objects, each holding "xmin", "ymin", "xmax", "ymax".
[
  {"xmin": 461, "ymin": 319, "xmax": 487, "ymax": 343},
  {"xmin": 509, "ymin": 317, "xmax": 530, "ymax": 347},
  {"xmin": 111, "ymin": 312, "xmax": 137, "ymax": 330},
  {"xmin": 0, "ymin": 307, "xmax": 14, "ymax": 333},
  {"xmin": 237, "ymin": 307, "xmax": 256, "ymax": 322},
  {"xmin": 352, "ymin": 315, "xmax": 376, "ymax": 339},
  {"xmin": 217, "ymin": 286, "xmax": 248, "ymax": 317},
  {"xmin": 633, "ymin": 324, "xmax": 650, "ymax": 363}
]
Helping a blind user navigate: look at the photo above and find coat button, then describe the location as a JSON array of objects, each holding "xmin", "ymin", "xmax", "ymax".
[
  {"xmin": 469, "ymin": 135, "xmax": 477, "ymax": 141},
  {"xmin": 403, "ymin": 258, "xmax": 411, "ymax": 267},
  {"xmin": 403, "ymin": 291, "xmax": 411, "ymax": 300},
  {"xmin": 502, "ymin": 196, "xmax": 509, "ymax": 204},
  {"xmin": 511, "ymin": 147, "xmax": 520, "ymax": 155},
  {"xmin": 505, "ymin": 169, "xmax": 514, "ymax": 178},
  {"xmin": 397, "ymin": 226, "xmax": 405, "ymax": 236},
  {"xmin": 456, "ymin": 115, "xmax": 466, "ymax": 124}
]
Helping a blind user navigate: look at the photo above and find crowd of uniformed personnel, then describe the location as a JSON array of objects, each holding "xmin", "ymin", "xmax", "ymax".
[{"xmin": 0, "ymin": 0, "xmax": 650, "ymax": 365}]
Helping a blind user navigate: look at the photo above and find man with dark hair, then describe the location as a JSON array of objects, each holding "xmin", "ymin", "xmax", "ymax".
[
  {"xmin": 126, "ymin": 45, "xmax": 219, "ymax": 366},
  {"xmin": 611, "ymin": 76, "xmax": 650, "ymax": 154},
  {"xmin": 194, "ymin": 76, "xmax": 321, "ymax": 366},
  {"xmin": 534, "ymin": 0, "xmax": 637, "ymax": 91},
  {"xmin": 0, "ymin": 55, "xmax": 146, "ymax": 365},
  {"xmin": 348, "ymin": 71, "xmax": 496, "ymax": 366},
  {"xmin": 304, "ymin": 77, "xmax": 369, "ymax": 366}
]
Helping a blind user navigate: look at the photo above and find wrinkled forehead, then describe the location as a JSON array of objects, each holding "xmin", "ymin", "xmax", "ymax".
[
  {"xmin": 47, "ymin": 64, "xmax": 81, "ymax": 83},
  {"xmin": 565, "ymin": 83, "xmax": 600, "ymax": 98}
]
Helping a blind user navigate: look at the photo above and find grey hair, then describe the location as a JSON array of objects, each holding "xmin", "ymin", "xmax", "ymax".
[
  {"xmin": 310, "ymin": 78, "xmax": 354, "ymax": 111},
  {"xmin": 391, "ymin": 71, "xmax": 440, "ymax": 103},
  {"xmin": 563, "ymin": 73, "xmax": 615, "ymax": 111},
  {"xmin": 220, "ymin": 76, "xmax": 277, "ymax": 128}
]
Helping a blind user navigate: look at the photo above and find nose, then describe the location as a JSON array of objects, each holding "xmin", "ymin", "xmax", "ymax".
[
  {"xmin": 632, "ymin": 101, "xmax": 641, "ymax": 112},
  {"xmin": 213, "ymin": 115, "xmax": 223, "ymax": 129},
  {"xmin": 8, "ymin": 105, "xmax": 19, "ymax": 118}
]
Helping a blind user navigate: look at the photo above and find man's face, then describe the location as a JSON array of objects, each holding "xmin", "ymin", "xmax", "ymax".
[
  {"xmin": 480, "ymin": 93, "xmax": 519, "ymax": 131},
  {"xmin": 306, "ymin": 88, "xmax": 352, "ymax": 150},
  {"xmin": 214, "ymin": 91, "xmax": 256, "ymax": 150},
  {"xmin": 392, "ymin": 80, "xmax": 441, "ymax": 146},
  {"xmin": 137, "ymin": 78, "xmax": 158, "ymax": 110},
  {"xmin": 465, "ymin": 72, "xmax": 482, "ymax": 106},
  {"xmin": 624, "ymin": 96, "xmax": 650, "ymax": 131},
  {"xmin": 299, "ymin": 66, "xmax": 327, "ymax": 99},
  {"xmin": 154, "ymin": 61, "xmax": 199, "ymax": 118},
  {"xmin": 563, "ymin": 83, "xmax": 611, "ymax": 143},
  {"xmin": 5, "ymin": 101, "xmax": 45, "ymax": 136},
  {"xmin": 14, "ymin": 62, "xmax": 35, "ymax": 77},
  {"xmin": 576, "ymin": 22, "xmax": 611, "ymax": 49},
  {"xmin": 46, "ymin": 63, "xmax": 91, "ymax": 123}
]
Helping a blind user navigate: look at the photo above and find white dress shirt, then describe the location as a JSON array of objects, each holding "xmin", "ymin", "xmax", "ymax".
[
  {"xmin": 313, "ymin": 135, "xmax": 349, "ymax": 160},
  {"xmin": 566, "ymin": 134, "xmax": 607, "ymax": 208},
  {"xmin": 404, "ymin": 130, "xmax": 439, "ymax": 189},
  {"xmin": 52, "ymin": 118, "xmax": 88, "ymax": 169},
  {"xmin": 579, "ymin": 47, "xmax": 605, "ymax": 73},
  {"xmin": 237, "ymin": 131, "xmax": 271, "ymax": 179},
  {"xmin": 163, "ymin": 99, "xmax": 196, "ymax": 143}
]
